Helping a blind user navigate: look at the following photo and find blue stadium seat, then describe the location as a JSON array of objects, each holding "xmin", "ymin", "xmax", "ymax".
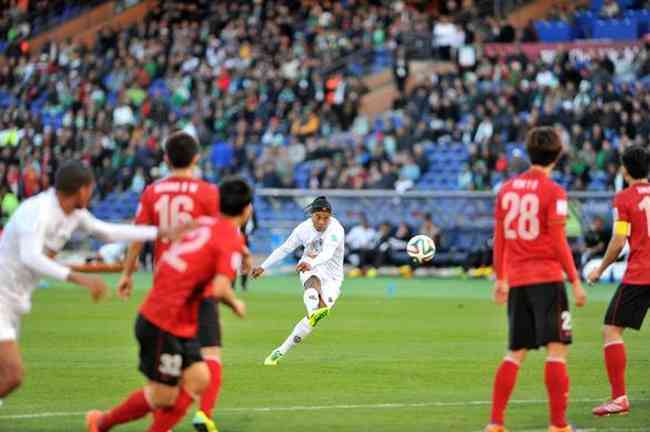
[
  {"xmin": 575, "ymin": 11, "xmax": 596, "ymax": 38},
  {"xmin": 592, "ymin": 18, "xmax": 638, "ymax": 40},
  {"xmin": 534, "ymin": 21, "xmax": 573, "ymax": 42},
  {"xmin": 591, "ymin": 0, "xmax": 605, "ymax": 12},
  {"xmin": 626, "ymin": 9, "xmax": 650, "ymax": 35}
]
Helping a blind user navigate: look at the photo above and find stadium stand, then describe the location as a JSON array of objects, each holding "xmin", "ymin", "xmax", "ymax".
[
  {"xmin": 535, "ymin": 0, "xmax": 650, "ymax": 42},
  {"xmin": 0, "ymin": 0, "xmax": 110, "ymax": 56},
  {"xmin": 1, "ymin": 0, "xmax": 650, "ymax": 261}
]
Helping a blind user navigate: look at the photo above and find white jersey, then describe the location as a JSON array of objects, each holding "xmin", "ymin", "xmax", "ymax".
[
  {"xmin": 0, "ymin": 188, "xmax": 158, "ymax": 314},
  {"xmin": 261, "ymin": 217, "xmax": 345, "ymax": 283}
]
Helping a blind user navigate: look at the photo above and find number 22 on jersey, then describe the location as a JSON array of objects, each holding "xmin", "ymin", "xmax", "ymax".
[
  {"xmin": 502, "ymin": 192, "xmax": 540, "ymax": 240},
  {"xmin": 161, "ymin": 226, "xmax": 211, "ymax": 273}
]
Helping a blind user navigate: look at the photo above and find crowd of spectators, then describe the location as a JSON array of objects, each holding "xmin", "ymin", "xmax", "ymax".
[
  {"xmin": 0, "ymin": 0, "xmax": 432, "ymax": 200},
  {"xmin": 1, "ymin": 0, "xmax": 650, "ymax": 209},
  {"xmin": 345, "ymin": 212, "xmax": 441, "ymax": 275},
  {"xmin": 546, "ymin": 0, "xmax": 650, "ymax": 21}
]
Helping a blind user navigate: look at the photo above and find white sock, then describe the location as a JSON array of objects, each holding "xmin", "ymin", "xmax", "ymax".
[
  {"xmin": 303, "ymin": 288, "xmax": 320, "ymax": 315},
  {"xmin": 278, "ymin": 317, "xmax": 313, "ymax": 355}
]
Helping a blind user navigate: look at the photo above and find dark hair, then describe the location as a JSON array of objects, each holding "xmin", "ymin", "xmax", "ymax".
[
  {"xmin": 622, "ymin": 145, "xmax": 649, "ymax": 180},
  {"xmin": 307, "ymin": 196, "xmax": 332, "ymax": 214},
  {"xmin": 219, "ymin": 176, "xmax": 253, "ymax": 216},
  {"xmin": 164, "ymin": 131, "xmax": 199, "ymax": 168},
  {"xmin": 525, "ymin": 127, "xmax": 563, "ymax": 167},
  {"xmin": 55, "ymin": 161, "xmax": 94, "ymax": 195}
]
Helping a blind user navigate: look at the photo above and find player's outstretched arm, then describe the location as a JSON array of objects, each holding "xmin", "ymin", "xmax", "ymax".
[
  {"xmin": 254, "ymin": 227, "xmax": 302, "ymax": 278},
  {"xmin": 79, "ymin": 211, "xmax": 197, "ymax": 244},
  {"xmin": 587, "ymin": 233, "xmax": 626, "ymax": 285},
  {"xmin": 116, "ymin": 241, "xmax": 144, "ymax": 300},
  {"xmin": 17, "ymin": 229, "xmax": 110, "ymax": 302},
  {"xmin": 212, "ymin": 275, "xmax": 246, "ymax": 318}
]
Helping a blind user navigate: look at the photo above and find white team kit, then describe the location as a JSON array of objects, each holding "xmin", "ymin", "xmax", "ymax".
[
  {"xmin": 260, "ymin": 213, "xmax": 346, "ymax": 365},
  {"xmin": 0, "ymin": 188, "xmax": 158, "ymax": 342},
  {"xmin": 261, "ymin": 216, "xmax": 345, "ymax": 307}
]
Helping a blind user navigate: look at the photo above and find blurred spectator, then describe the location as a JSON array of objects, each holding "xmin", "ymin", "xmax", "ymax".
[
  {"xmin": 372, "ymin": 221, "xmax": 413, "ymax": 272},
  {"xmin": 419, "ymin": 213, "xmax": 441, "ymax": 246},
  {"xmin": 0, "ymin": 184, "xmax": 18, "ymax": 225},
  {"xmin": 393, "ymin": 47, "xmax": 410, "ymax": 95},
  {"xmin": 601, "ymin": 0, "xmax": 622, "ymax": 18},
  {"xmin": 346, "ymin": 214, "xmax": 378, "ymax": 275},
  {"xmin": 581, "ymin": 216, "xmax": 611, "ymax": 266}
]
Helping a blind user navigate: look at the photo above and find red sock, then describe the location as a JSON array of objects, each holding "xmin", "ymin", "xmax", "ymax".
[
  {"xmin": 200, "ymin": 358, "xmax": 222, "ymax": 418},
  {"xmin": 545, "ymin": 359, "xmax": 569, "ymax": 428},
  {"xmin": 148, "ymin": 388, "xmax": 194, "ymax": 432},
  {"xmin": 490, "ymin": 358, "xmax": 519, "ymax": 425},
  {"xmin": 604, "ymin": 342, "xmax": 627, "ymax": 399},
  {"xmin": 99, "ymin": 389, "xmax": 152, "ymax": 431}
]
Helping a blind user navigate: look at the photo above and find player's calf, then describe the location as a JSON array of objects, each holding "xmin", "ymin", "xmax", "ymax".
[
  {"xmin": 148, "ymin": 363, "xmax": 211, "ymax": 432},
  {"xmin": 0, "ymin": 367, "xmax": 23, "ymax": 398},
  {"xmin": 0, "ymin": 342, "xmax": 24, "ymax": 397}
]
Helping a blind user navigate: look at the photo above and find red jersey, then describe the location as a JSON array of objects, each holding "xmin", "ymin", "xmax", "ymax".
[
  {"xmin": 613, "ymin": 183, "xmax": 650, "ymax": 284},
  {"xmin": 135, "ymin": 176, "xmax": 219, "ymax": 263},
  {"xmin": 139, "ymin": 217, "xmax": 245, "ymax": 338},
  {"xmin": 494, "ymin": 169, "xmax": 576, "ymax": 287}
]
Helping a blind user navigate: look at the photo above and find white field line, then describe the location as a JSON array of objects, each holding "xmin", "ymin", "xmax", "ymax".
[{"xmin": 1, "ymin": 397, "xmax": 649, "ymax": 425}]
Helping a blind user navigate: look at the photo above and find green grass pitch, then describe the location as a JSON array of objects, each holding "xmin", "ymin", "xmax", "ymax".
[{"xmin": 1, "ymin": 274, "xmax": 649, "ymax": 431}]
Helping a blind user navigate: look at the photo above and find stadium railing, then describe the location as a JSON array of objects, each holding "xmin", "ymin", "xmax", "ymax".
[{"xmin": 253, "ymin": 189, "xmax": 615, "ymax": 264}]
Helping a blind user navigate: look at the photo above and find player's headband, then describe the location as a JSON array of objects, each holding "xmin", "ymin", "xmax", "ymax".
[{"xmin": 307, "ymin": 196, "xmax": 332, "ymax": 214}]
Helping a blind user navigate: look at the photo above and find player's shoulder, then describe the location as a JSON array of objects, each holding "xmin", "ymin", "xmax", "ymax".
[
  {"xmin": 541, "ymin": 175, "xmax": 566, "ymax": 197},
  {"xmin": 330, "ymin": 217, "xmax": 345, "ymax": 234},
  {"xmin": 296, "ymin": 218, "xmax": 312, "ymax": 231},
  {"xmin": 210, "ymin": 216, "xmax": 243, "ymax": 243},
  {"xmin": 140, "ymin": 177, "xmax": 167, "ymax": 198},
  {"xmin": 615, "ymin": 185, "xmax": 643, "ymax": 203},
  {"xmin": 18, "ymin": 189, "xmax": 54, "ymax": 217},
  {"xmin": 195, "ymin": 178, "xmax": 218, "ymax": 191}
]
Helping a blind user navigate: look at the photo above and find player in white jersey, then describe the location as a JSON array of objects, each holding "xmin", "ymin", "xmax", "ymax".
[
  {"xmin": 251, "ymin": 196, "xmax": 345, "ymax": 365},
  {"xmin": 0, "ymin": 161, "xmax": 189, "ymax": 399}
]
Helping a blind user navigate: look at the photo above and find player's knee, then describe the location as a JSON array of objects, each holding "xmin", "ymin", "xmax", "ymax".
[
  {"xmin": 183, "ymin": 362, "xmax": 211, "ymax": 395},
  {"xmin": 508, "ymin": 350, "xmax": 527, "ymax": 364},
  {"xmin": 200, "ymin": 346, "xmax": 222, "ymax": 363},
  {"xmin": 603, "ymin": 325, "xmax": 623, "ymax": 342},
  {"xmin": 304, "ymin": 276, "xmax": 321, "ymax": 290},
  {"xmin": 147, "ymin": 384, "xmax": 178, "ymax": 408},
  {"xmin": 546, "ymin": 342, "xmax": 568, "ymax": 360}
]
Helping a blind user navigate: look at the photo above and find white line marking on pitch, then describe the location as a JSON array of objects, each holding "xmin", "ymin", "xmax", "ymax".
[{"xmin": 0, "ymin": 398, "xmax": 648, "ymax": 421}]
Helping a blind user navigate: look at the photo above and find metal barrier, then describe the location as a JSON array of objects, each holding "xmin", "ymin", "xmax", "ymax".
[{"xmin": 251, "ymin": 189, "xmax": 616, "ymax": 258}]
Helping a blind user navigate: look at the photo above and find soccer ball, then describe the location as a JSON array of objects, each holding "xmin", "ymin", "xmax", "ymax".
[{"xmin": 406, "ymin": 235, "xmax": 436, "ymax": 263}]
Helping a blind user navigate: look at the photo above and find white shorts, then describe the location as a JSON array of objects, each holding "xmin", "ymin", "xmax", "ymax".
[
  {"xmin": 0, "ymin": 302, "xmax": 21, "ymax": 342},
  {"xmin": 299, "ymin": 269, "xmax": 342, "ymax": 308}
]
